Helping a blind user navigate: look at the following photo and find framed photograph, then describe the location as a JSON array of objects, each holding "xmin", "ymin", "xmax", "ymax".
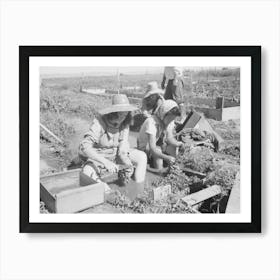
[{"xmin": 20, "ymin": 46, "xmax": 261, "ymax": 233}]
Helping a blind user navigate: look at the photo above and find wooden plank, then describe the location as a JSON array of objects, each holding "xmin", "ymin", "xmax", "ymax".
[
  {"xmin": 40, "ymin": 169, "xmax": 80, "ymax": 194},
  {"xmin": 216, "ymin": 96, "xmax": 225, "ymax": 109},
  {"xmin": 176, "ymin": 110, "xmax": 195, "ymax": 133},
  {"xmin": 40, "ymin": 169, "xmax": 81, "ymax": 183},
  {"xmin": 152, "ymin": 184, "xmax": 171, "ymax": 201},
  {"xmin": 176, "ymin": 110, "xmax": 202, "ymax": 134},
  {"xmin": 55, "ymin": 182, "xmax": 105, "ymax": 213},
  {"xmin": 221, "ymin": 106, "xmax": 240, "ymax": 121},
  {"xmin": 40, "ymin": 123, "xmax": 64, "ymax": 144},
  {"xmin": 181, "ymin": 185, "xmax": 222, "ymax": 206},
  {"xmin": 184, "ymin": 111, "xmax": 201, "ymax": 129},
  {"xmin": 80, "ymin": 171, "xmax": 97, "ymax": 186},
  {"xmin": 226, "ymin": 172, "xmax": 240, "ymax": 213},
  {"xmin": 40, "ymin": 169, "xmax": 106, "ymax": 213},
  {"xmin": 195, "ymin": 107, "xmax": 223, "ymax": 121},
  {"xmin": 182, "ymin": 168, "xmax": 206, "ymax": 179},
  {"xmin": 194, "ymin": 116, "xmax": 224, "ymax": 144},
  {"xmin": 40, "ymin": 183, "xmax": 56, "ymax": 213}
]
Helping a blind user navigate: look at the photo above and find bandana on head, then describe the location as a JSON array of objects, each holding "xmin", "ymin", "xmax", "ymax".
[{"xmin": 156, "ymin": 100, "xmax": 178, "ymax": 120}]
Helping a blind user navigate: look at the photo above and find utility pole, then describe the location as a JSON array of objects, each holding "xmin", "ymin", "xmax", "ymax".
[{"xmin": 117, "ymin": 68, "xmax": 120, "ymax": 94}]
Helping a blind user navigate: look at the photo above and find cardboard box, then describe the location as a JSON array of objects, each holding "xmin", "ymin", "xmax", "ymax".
[{"xmin": 40, "ymin": 169, "xmax": 105, "ymax": 213}]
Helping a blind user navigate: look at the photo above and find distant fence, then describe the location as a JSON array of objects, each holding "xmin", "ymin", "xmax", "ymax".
[
  {"xmin": 106, "ymin": 89, "xmax": 144, "ymax": 99},
  {"xmin": 188, "ymin": 97, "xmax": 240, "ymax": 108},
  {"xmin": 192, "ymin": 96, "xmax": 240, "ymax": 121},
  {"xmin": 81, "ymin": 88, "xmax": 142, "ymax": 107}
]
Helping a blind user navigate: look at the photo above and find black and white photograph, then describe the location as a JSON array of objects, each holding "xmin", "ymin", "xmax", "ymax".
[
  {"xmin": 39, "ymin": 65, "xmax": 241, "ymax": 215},
  {"xmin": 3, "ymin": 0, "xmax": 280, "ymax": 279},
  {"xmin": 20, "ymin": 46, "xmax": 260, "ymax": 232}
]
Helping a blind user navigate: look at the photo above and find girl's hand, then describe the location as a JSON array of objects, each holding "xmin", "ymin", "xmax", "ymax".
[
  {"xmin": 102, "ymin": 160, "xmax": 119, "ymax": 173},
  {"xmin": 179, "ymin": 141, "xmax": 184, "ymax": 147},
  {"xmin": 178, "ymin": 141, "xmax": 184, "ymax": 152},
  {"xmin": 167, "ymin": 156, "xmax": 176, "ymax": 165}
]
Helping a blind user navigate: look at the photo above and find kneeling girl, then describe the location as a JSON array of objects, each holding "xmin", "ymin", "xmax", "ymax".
[
  {"xmin": 137, "ymin": 100, "xmax": 182, "ymax": 170},
  {"xmin": 79, "ymin": 94, "xmax": 147, "ymax": 184}
]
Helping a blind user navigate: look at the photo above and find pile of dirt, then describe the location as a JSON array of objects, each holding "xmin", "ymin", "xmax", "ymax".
[
  {"xmin": 205, "ymin": 163, "xmax": 239, "ymax": 196},
  {"xmin": 40, "ymin": 87, "xmax": 111, "ymax": 120},
  {"xmin": 191, "ymin": 79, "xmax": 240, "ymax": 99},
  {"xmin": 178, "ymin": 146, "xmax": 216, "ymax": 173},
  {"xmin": 152, "ymin": 164, "xmax": 191, "ymax": 192},
  {"xmin": 40, "ymin": 201, "xmax": 49, "ymax": 213},
  {"xmin": 219, "ymin": 141, "xmax": 240, "ymax": 158},
  {"xmin": 208, "ymin": 119, "xmax": 240, "ymax": 140},
  {"xmin": 40, "ymin": 112, "xmax": 76, "ymax": 142}
]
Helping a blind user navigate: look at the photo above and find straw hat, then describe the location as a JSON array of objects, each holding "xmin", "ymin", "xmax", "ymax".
[
  {"xmin": 98, "ymin": 94, "xmax": 137, "ymax": 115},
  {"xmin": 144, "ymin": 81, "xmax": 164, "ymax": 99}
]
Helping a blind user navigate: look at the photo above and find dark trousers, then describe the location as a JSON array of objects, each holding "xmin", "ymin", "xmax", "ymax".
[
  {"xmin": 164, "ymin": 78, "xmax": 184, "ymax": 105},
  {"xmin": 164, "ymin": 79, "xmax": 175, "ymax": 101}
]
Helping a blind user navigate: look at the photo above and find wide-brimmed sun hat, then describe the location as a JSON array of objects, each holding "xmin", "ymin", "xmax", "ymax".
[
  {"xmin": 98, "ymin": 94, "xmax": 137, "ymax": 115},
  {"xmin": 157, "ymin": 99, "xmax": 179, "ymax": 120},
  {"xmin": 144, "ymin": 81, "xmax": 164, "ymax": 99}
]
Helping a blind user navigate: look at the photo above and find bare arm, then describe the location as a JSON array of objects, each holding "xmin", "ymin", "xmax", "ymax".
[
  {"xmin": 81, "ymin": 142, "xmax": 110, "ymax": 165},
  {"xmin": 166, "ymin": 132, "xmax": 183, "ymax": 147},
  {"xmin": 148, "ymin": 133, "xmax": 174, "ymax": 162},
  {"xmin": 117, "ymin": 127, "xmax": 133, "ymax": 166},
  {"xmin": 165, "ymin": 122, "xmax": 183, "ymax": 147},
  {"xmin": 118, "ymin": 126, "xmax": 130, "ymax": 153},
  {"xmin": 81, "ymin": 140, "xmax": 119, "ymax": 172}
]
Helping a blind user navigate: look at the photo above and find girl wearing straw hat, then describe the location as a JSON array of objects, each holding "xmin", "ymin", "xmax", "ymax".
[
  {"xmin": 79, "ymin": 94, "xmax": 147, "ymax": 185},
  {"xmin": 141, "ymin": 81, "xmax": 164, "ymax": 118}
]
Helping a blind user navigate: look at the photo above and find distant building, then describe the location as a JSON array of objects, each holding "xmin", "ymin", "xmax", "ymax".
[
  {"xmin": 122, "ymin": 86, "xmax": 141, "ymax": 91},
  {"xmin": 83, "ymin": 88, "xmax": 106, "ymax": 95}
]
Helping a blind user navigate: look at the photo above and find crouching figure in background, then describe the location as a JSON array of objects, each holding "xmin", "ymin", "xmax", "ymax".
[
  {"xmin": 79, "ymin": 94, "xmax": 147, "ymax": 187},
  {"xmin": 141, "ymin": 81, "xmax": 165, "ymax": 118}
]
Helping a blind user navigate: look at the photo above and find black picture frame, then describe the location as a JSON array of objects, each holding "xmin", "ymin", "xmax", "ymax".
[{"xmin": 20, "ymin": 46, "xmax": 261, "ymax": 233}]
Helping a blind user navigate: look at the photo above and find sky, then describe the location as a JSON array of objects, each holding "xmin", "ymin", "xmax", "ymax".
[
  {"xmin": 40, "ymin": 66, "xmax": 234, "ymax": 78},
  {"xmin": 40, "ymin": 67, "xmax": 164, "ymax": 77}
]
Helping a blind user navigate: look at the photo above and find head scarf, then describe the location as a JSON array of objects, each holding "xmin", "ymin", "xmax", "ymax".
[{"xmin": 156, "ymin": 100, "xmax": 178, "ymax": 120}]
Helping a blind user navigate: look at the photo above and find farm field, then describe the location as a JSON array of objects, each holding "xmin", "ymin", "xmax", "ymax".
[{"xmin": 40, "ymin": 69, "xmax": 240, "ymax": 214}]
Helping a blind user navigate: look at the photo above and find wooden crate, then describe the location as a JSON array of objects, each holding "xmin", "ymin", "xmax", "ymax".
[{"xmin": 40, "ymin": 169, "xmax": 105, "ymax": 213}]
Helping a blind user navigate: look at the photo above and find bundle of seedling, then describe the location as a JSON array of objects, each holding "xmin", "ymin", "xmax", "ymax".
[
  {"xmin": 151, "ymin": 126, "xmax": 240, "ymax": 213},
  {"xmin": 106, "ymin": 188, "xmax": 197, "ymax": 214},
  {"xmin": 106, "ymin": 124, "xmax": 239, "ymax": 214}
]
